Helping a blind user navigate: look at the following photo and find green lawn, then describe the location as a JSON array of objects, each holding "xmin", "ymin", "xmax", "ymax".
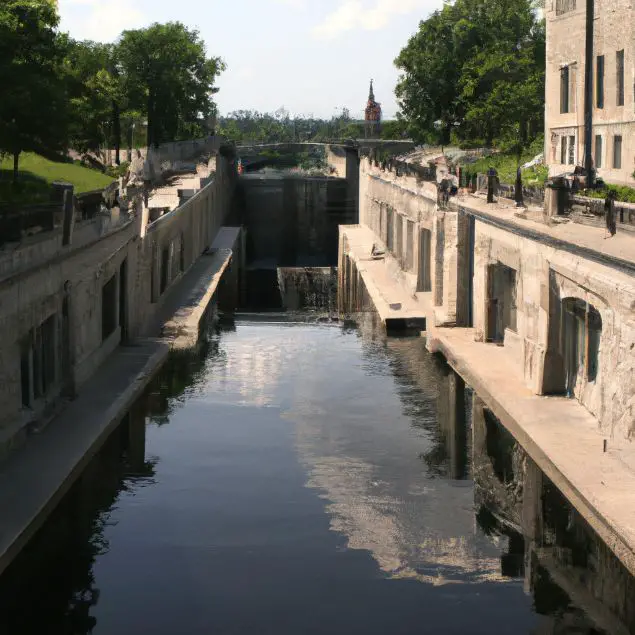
[{"xmin": 0, "ymin": 152, "xmax": 115, "ymax": 204}]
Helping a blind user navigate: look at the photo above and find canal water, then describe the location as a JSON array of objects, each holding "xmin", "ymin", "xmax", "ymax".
[{"xmin": 0, "ymin": 305, "xmax": 633, "ymax": 633}]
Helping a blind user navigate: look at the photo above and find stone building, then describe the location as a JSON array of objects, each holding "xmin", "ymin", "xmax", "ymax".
[{"xmin": 545, "ymin": 0, "xmax": 635, "ymax": 185}]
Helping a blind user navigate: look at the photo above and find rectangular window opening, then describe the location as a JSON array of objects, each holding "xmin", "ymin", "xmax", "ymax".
[
  {"xmin": 595, "ymin": 135, "xmax": 602, "ymax": 168},
  {"xmin": 596, "ymin": 55, "xmax": 604, "ymax": 108},
  {"xmin": 102, "ymin": 274, "xmax": 118, "ymax": 341},
  {"xmin": 560, "ymin": 66, "xmax": 570, "ymax": 113},
  {"xmin": 613, "ymin": 135, "xmax": 623, "ymax": 169},
  {"xmin": 617, "ymin": 50, "xmax": 625, "ymax": 106}
]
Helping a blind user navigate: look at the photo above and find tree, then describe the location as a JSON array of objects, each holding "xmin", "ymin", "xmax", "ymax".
[
  {"xmin": 395, "ymin": 0, "xmax": 545, "ymax": 148},
  {"xmin": 395, "ymin": 6, "xmax": 464, "ymax": 144},
  {"xmin": 65, "ymin": 40, "xmax": 122, "ymax": 162},
  {"xmin": 117, "ymin": 23, "xmax": 225, "ymax": 147},
  {"xmin": 0, "ymin": 0, "xmax": 68, "ymax": 184}
]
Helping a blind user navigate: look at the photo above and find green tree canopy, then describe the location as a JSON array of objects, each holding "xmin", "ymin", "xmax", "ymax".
[
  {"xmin": 117, "ymin": 22, "xmax": 225, "ymax": 147},
  {"xmin": 65, "ymin": 40, "xmax": 122, "ymax": 157},
  {"xmin": 0, "ymin": 0, "xmax": 68, "ymax": 182},
  {"xmin": 395, "ymin": 0, "xmax": 545, "ymax": 148}
]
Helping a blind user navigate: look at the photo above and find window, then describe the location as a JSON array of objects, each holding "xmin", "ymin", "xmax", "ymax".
[
  {"xmin": 418, "ymin": 229, "xmax": 432, "ymax": 293},
  {"xmin": 396, "ymin": 213, "xmax": 404, "ymax": 264},
  {"xmin": 560, "ymin": 66, "xmax": 570, "ymax": 113},
  {"xmin": 40, "ymin": 315, "xmax": 56, "ymax": 395},
  {"xmin": 568, "ymin": 135, "xmax": 575, "ymax": 165},
  {"xmin": 102, "ymin": 274, "xmax": 118, "ymax": 341},
  {"xmin": 616, "ymin": 50, "xmax": 625, "ymax": 106},
  {"xmin": 561, "ymin": 137, "xmax": 567, "ymax": 164},
  {"xmin": 21, "ymin": 314, "xmax": 57, "ymax": 406},
  {"xmin": 405, "ymin": 220, "xmax": 415, "ymax": 271},
  {"xmin": 20, "ymin": 337, "xmax": 31, "ymax": 407},
  {"xmin": 561, "ymin": 298, "xmax": 601, "ymax": 394},
  {"xmin": 556, "ymin": 0, "xmax": 576, "ymax": 14},
  {"xmin": 596, "ymin": 55, "xmax": 604, "ymax": 108},
  {"xmin": 613, "ymin": 135, "xmax": 622, "ymax": 169},
  {"xmin": 595, "ymin": 135, "xmax": 602, "ymax": 168}
]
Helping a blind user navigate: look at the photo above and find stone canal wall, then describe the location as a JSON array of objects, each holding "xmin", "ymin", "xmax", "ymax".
[
  {"xmin": 340, "ymin": 157, "xmax": 635, "ymax": 574},
  {"xmin": 345, "ymin": 158, "xmax": 635, "ymax": 440},
  {"xmin": 239, "ymin": 175, "xmax": 357, "ymax": 267},
  {"xmin": 0, "ymin": 151, "xmax": 237, "ymax": 460}
]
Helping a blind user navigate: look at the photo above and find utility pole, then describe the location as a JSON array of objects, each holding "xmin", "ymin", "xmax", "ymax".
[{"xmin": 583, "ymin": 0, "xmax": 595, "ymax": 187}]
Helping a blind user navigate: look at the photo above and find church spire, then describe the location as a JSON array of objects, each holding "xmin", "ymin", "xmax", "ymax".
[{"xmin": 368, "ymin": 79, "xmax": 375, "ymax": 102}]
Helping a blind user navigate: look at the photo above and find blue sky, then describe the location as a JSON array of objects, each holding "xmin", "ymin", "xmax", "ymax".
[{"xmin": 58, "ymin": 0, "xmax": 444, "ymax": 119}]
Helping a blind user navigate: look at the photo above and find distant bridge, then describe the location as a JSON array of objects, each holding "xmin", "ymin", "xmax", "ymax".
[
  {"xmin": 235, "ymin": 139, "xmax": 416, "ymax": 155},
  {"xmin": 235, "ymin": 140, "xmax": 416, "ymax": 176}
]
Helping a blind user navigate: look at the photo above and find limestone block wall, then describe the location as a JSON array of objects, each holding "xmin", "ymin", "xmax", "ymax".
[
  {"xmin": 353, "ymin": 159, "xmax": 635, "ymax": 441},
  {"xmin": 457, "ymin": 208, "xmax": 635, "ymax": 440},
  {"xmin": 0, "ymin": 220, "xmax": 137, "ymax": 450},
  {"xmin": 132, "ymin": 155, "xmax": 234, "ymax": 336},
  {"xmin": 545, "ymin": 0, "xmax": 635, "ymax": 184},
  {"xmin": 359, "ymin": 159, "xmax": 438, "ymax": 296},
  {"xmin": 0, "ymin": 152, "xmax": 235, "ymax": 455}
]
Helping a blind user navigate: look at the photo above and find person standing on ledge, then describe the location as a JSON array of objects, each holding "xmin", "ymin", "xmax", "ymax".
[
  {"xmin": 604, "ymin": 190, "xmax": 617, "ymax": 238},
  {"xmin": 487, "ymin": 166, "xmax": 498, "ymax": 204}
]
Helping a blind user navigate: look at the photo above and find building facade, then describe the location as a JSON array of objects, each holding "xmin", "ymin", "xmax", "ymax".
[{"xmin": 545, "ymin": 0, "xmax": 635, "ymax": 185}]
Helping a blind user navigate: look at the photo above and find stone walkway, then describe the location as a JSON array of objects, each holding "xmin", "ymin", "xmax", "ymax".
[
  {"xmin": 147, "ymin": 164, "xmax": 211, "ymax": 211},
  {"xmin": 427, "ymin": 325, "xmax": 635, "ymax": 576},
  {"xmin": 342, "ymin": 225, "xmax": 431, "ymax": 324},
  {"xmin": 458, "ymin": 192, "xmax": 635, "ymax": 272},
  {"xmin": 0, "ymin": 339, "xmax": 168, "ymax": 576}
]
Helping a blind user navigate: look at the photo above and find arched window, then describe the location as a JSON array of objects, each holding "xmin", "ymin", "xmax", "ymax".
[{"xmin": 561, "ymin": 298, "xmax": 602, "ymax": 395}]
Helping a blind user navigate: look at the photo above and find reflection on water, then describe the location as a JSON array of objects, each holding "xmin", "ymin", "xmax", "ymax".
[{"xmin": 0, "ymin": 312, "xmax": 633, "ymax": 634}]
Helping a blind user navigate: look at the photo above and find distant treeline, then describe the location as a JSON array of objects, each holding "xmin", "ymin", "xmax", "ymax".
[{"xmin": 217, "ymin": 109, "xmax": 409, "ymax": 145}]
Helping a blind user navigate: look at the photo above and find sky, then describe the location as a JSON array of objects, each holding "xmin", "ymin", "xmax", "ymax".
[{"xmin": 57, "ymin": 0, "xmax": 444, "ymax": 120}]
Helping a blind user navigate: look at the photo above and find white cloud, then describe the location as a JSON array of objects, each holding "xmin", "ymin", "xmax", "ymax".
[
  {"xmin": 58, "ymin": 0, "xmax": 146, "ymax": 42},
  {"xmin": 312, "ymin": 0, "xmax": 428, "ymax": 40}
]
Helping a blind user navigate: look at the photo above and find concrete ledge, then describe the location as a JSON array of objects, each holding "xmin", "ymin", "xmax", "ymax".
[
  {"xmin": 341, "ymin": 225, "xmax": 430, "ymax": 326},
  {"xmin": 426, "ymin": 326, "xmax": 635, "ymax": 577},
  {"xmin": 0, "ymin": 339, "xmax": 169, "ymax": 577},
  {"xmin": 453, "ymin": 195, "xmax": 635, "ymax": 276},
  {"xmin": 162, "ymin": 248, "xmax": 233, "ymax": 349}
]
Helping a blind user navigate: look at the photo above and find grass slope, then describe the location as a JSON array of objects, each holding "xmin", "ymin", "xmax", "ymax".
[{"xmin": 0, "ymin": 153, "xmax": 114, "ymax": 204}]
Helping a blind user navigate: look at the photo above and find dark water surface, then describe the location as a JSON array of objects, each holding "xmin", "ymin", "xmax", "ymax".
[{"xmin": 0, "ymin": 313, "xmax": 632, "ymax": 634}]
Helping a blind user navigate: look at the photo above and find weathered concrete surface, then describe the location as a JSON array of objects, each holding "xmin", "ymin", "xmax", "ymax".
[
  {"xmin": 343, "ymin": 155, "xmax": 635, "ymax": 576},
  {"xmin": 426, "ymin": 325, "xmax": 635, "ymax": 577},
  {"xmin": 338, "ymin": 224, "xmax": 430, "ymax": 325},
  {"xmin": 161, "ymin": 228, "xmax": 241, "ymax": 349},
  {"xmin": 357, "ymin": 158, "xmax": 635, "ymax": 440},
  {"xmin": 0, "ymin": 338, "xmax": 168, "ymax": 577},
  {"xmin": 238, "ymin": 174, "xmax": 355, "ymax": 267},
  {"xmin": 458, "ymin": 191, "xmax": 635, "ymax": 274}
]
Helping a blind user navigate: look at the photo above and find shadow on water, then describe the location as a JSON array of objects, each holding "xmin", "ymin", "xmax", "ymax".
[
  {"xmin": 0, "ymin": 411, "xmax": 156, "ymax": 634},
  {"xmin": 0, "ymin": 278, "xmax": 634, "ymax": 634}
]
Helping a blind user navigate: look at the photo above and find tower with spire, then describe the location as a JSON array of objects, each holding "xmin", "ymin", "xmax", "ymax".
[{"xmin": 364, "ymin": 79, "xmax": 382, "ymax": 139}]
